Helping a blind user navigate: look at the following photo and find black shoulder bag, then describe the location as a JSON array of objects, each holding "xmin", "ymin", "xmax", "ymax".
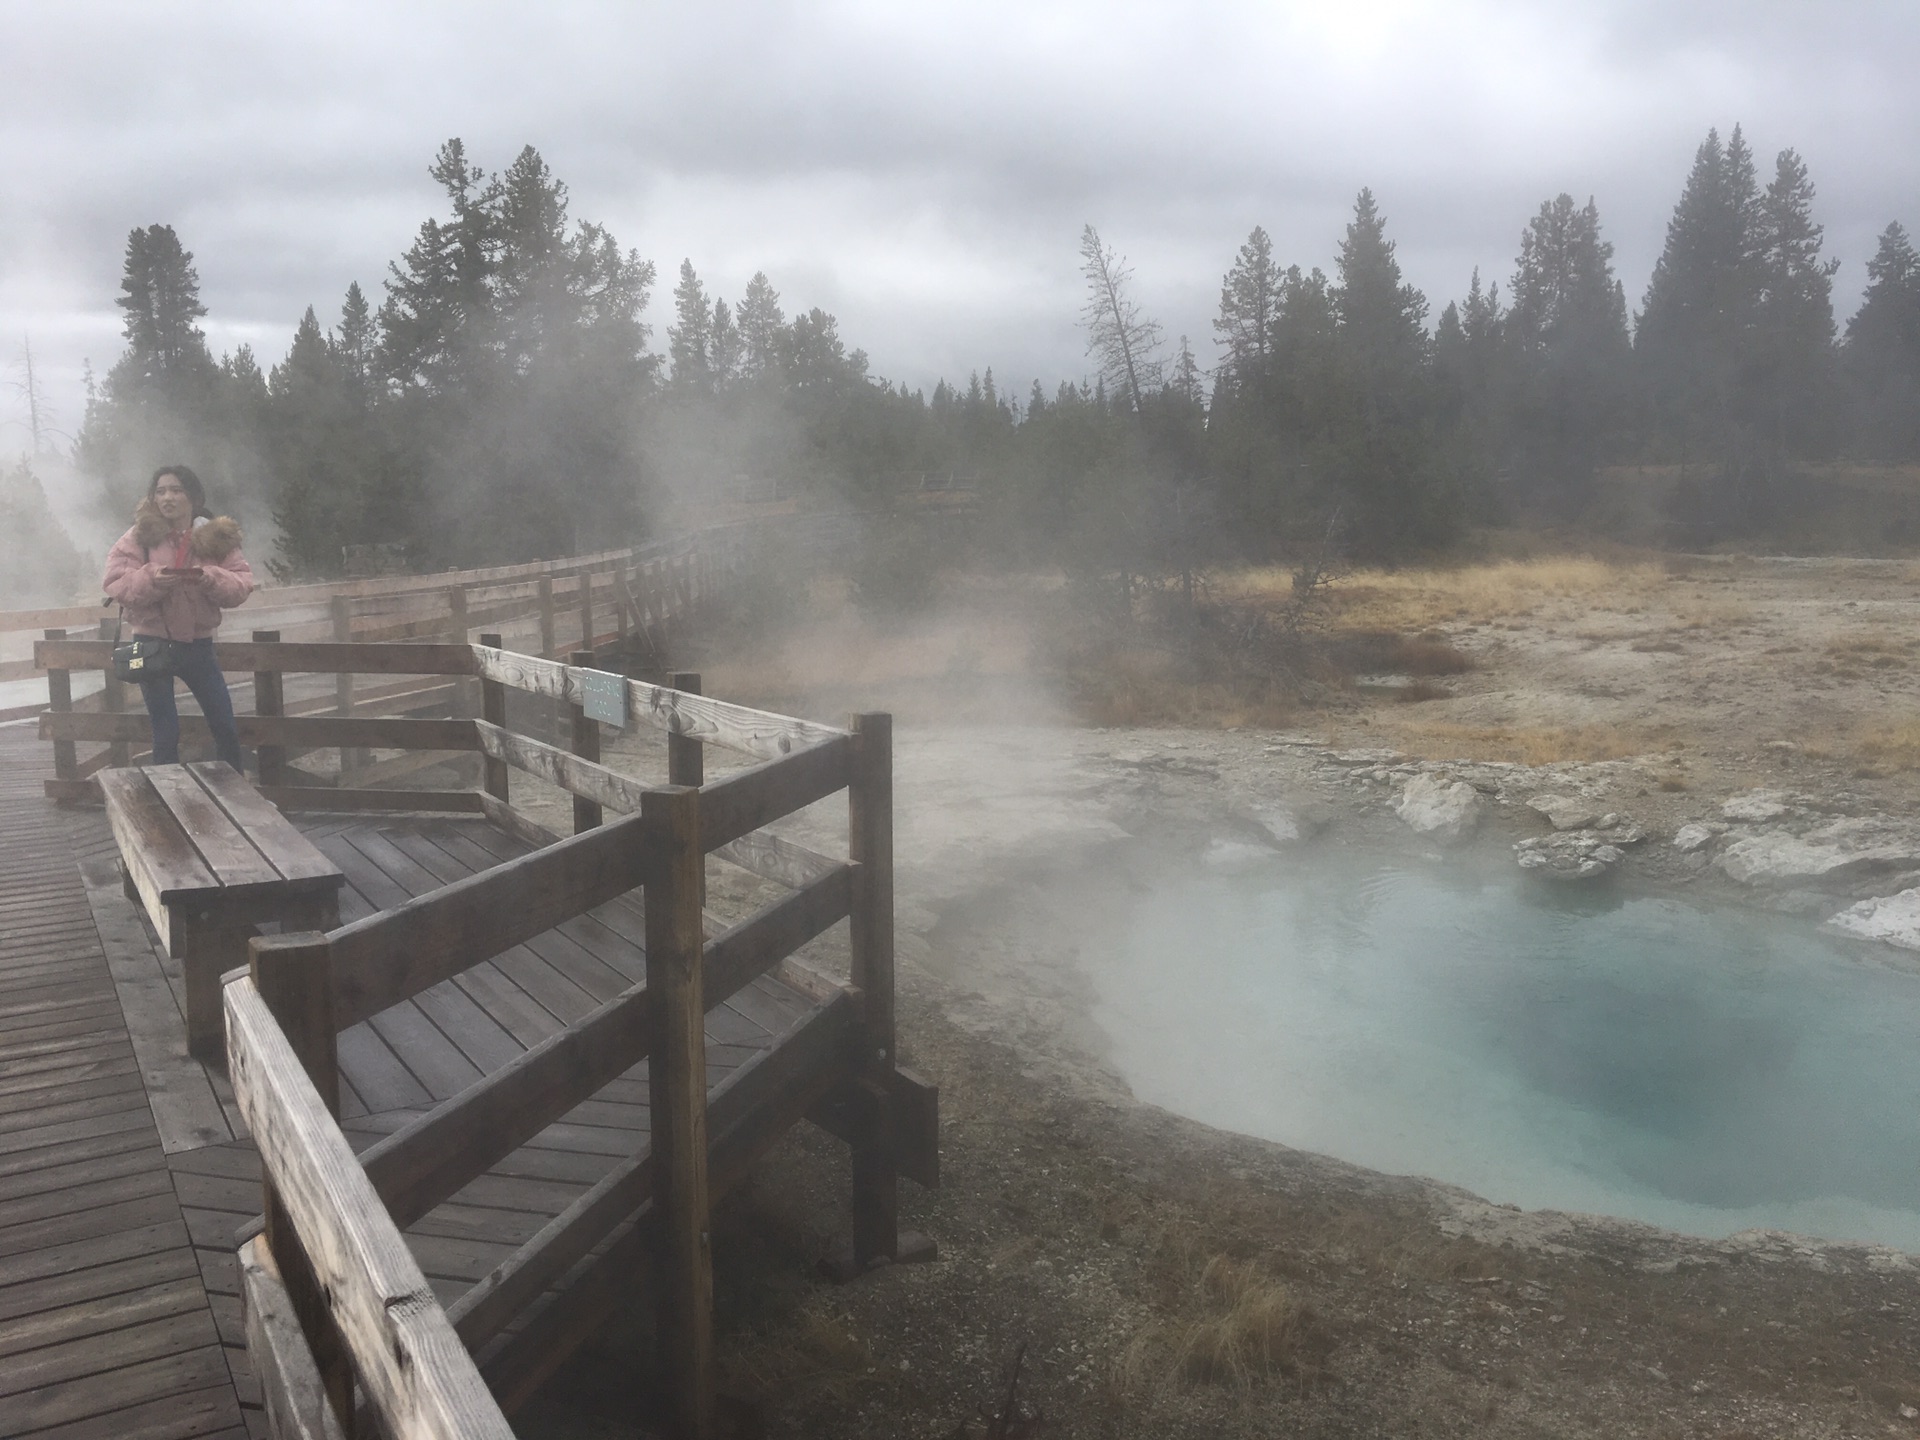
[
  {"xmin": 111, "ymin": 636, "xmax": 175, "ymax": 683},
  {"xmin": 103, "ymin": 602, "xmax": 174, "ymax": 683}
]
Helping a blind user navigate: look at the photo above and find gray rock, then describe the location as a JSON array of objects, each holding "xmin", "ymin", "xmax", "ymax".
[
  {"xmin": 1394, "ymin": 774, "xmax": 1485, "ymax": 844},
  {"xmin": 1827, "ymin": 888, "xmax": 1920, "ymax": 950},
  {"xmin": 1716, "ymin": 825, "xmax": 1920, "ymax": 888},
  {"xmin": 1721, "ymin": 790, "xmax": 1793, "ymax": 823},
  {"xmin": 1672, "ymin": 822, "xmax": 1720, "ymax": 853},
  {"xmin": 1329, "ymin": 747, "xmax": 1404, "ymax": 767},
  {"xmin": 1515, "ymin": 832, "xmax": 1623, "ymax": 882},
  {"xmin": 1251, "ymin": 802, "xmax": 1333, "ymax": 846},
  {"xmin": 1528, "ymin": 793, "xmax": 1601, "ymax": 831}
]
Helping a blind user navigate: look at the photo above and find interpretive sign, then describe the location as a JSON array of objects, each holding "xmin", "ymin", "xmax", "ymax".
[{"xmin": 580, "ymin": 668, "xmax": 628, "ymax": 728}]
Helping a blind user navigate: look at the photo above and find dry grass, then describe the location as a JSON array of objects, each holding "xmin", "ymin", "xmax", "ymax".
[
  {"xmin": 1845, "ymin": 720, "xmax": 1920, "ymax": 772},
  {"xmin": 1356, "ymin": 718, "xmax": 1657, "ymax": 766},
  {"xmin": 1117, "ymin": 1253, "xmax": 1329, "ymax": 1395},
  {"xmin": 1065, "ymin": 646, "xmax": 1301, "ymax": 730},
  {"xmin": 1669, "ymin": 601, "xmax": 1758, "ymax": 631},
  {"xmin": 1220, "ymin": 557, "xmax": 1664, "ymax": 633}
]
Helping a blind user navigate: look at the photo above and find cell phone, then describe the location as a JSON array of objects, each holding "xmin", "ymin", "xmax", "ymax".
[{"xmin": 161, "ymin": 566, "xmax": 203, "ymax": 576}]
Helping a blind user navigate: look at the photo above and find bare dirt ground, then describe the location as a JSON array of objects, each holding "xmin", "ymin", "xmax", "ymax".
[{"xmin": 512, "ymin": 556, "xmax": 1920, "ymax": 1440}]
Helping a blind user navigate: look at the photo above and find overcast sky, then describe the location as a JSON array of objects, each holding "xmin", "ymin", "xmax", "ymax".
[{"xmin": 3, "ymin": 0, "xmax": 1917, "ymax": 444}]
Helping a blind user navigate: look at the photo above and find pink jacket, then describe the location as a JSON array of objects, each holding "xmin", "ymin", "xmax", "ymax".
[{"xmin": 102, "ymin": 502, "xmax": 255, "ymax": 641}]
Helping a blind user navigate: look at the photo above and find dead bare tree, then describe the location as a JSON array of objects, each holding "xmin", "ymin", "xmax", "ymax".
[{"xmin": 1079, "ymin": 225, "xmax": 1163, "ymax": 417}]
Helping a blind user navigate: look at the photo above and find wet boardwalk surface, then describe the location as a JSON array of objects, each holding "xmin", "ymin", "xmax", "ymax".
[
  {"xmin": 0, "ymin": 727, "xmax": 812, "ymax": 1437},
  {"xmin": 0, "ymin": 728, "xmax": 245, "ymax": 1439}
]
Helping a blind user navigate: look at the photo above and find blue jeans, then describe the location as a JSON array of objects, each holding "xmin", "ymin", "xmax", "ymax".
[{"xmin": 137, "ymin": 637, "xmax": 243, "ymax": 772}]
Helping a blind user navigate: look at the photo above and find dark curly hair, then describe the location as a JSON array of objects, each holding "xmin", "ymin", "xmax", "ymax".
[{"xmin": 149, "ymin": 464, "xmax": 211, "ymax": 520}]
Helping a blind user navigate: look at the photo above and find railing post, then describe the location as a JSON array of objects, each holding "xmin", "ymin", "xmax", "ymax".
[
  {"xmin": 44, "ymin": 629, "xmax": 75, "ymax": 786},
  {"xmin": 330, "ymin": 595, "xmax": 361, "ymax": 779},
  {"xmin": 669, "ymin": 672, "xmax": 704, "ymax": 905},
  {"xmin": 568, "ymin": 650, "xmax": 602, "ymax": 833},
  {"xmin": 847, "ymin": 712, "xmax": 898, "ymax": 1266},
  {"xmin": 99, "ymin": 617, "xmax": 130, "ymax": 770},
  {"xmin": 667, "ymin": 672, "xmax": 703, "ymax": 788},
  {"xmin": 642, "ymin": 785, "xmax": 715, "ymax": 1440},
  {"xmin": 252, "ymin": 629, "xmax": 286, "ymax": 787},
  {"xmin": 479, "ymin": 632, "xmax": 509, "ymax": 803},
  {"xmin": 537, "ymin": 574, "xmax": 557, "ymax": 658},
  {"xmin": 578, "ymin": 569, "xmax": 595, "ymax": 654},
  {"xmin": 613, "ymin": 566, "xmax": 629, "ymax": 648},
  {"xmin": 248, "ymin": 932, "xmax": 354, "ymax": 1435}
]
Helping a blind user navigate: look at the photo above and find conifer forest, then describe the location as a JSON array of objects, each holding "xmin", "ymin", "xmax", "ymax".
[{"xmin": 69, "ymin": 128, "xmax": 1920, "ymax": 581}]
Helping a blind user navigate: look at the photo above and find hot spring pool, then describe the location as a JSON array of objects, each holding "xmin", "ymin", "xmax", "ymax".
[{"xmin": 1082, "ymin": 855, "xmax": 1920, "ymax": 1250}]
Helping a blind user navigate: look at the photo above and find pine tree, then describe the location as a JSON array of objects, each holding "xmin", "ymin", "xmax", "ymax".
[
  {"xmin": 1214, "ymin": 226, "xmax": 1279, "ymax": 391},
  {"xmin": 1332, "ymin": 189, "xmax": 1429, "ymax": 378},
  {"xmin": 268, "ymin": 308, "xmax": 365, "ymax": 575},
  {"xmin": 1635, "ymin": 125, "xmax": 1762, "ymax": 461},
  {"xmin": 1326, "ymin": 191, "xmax": 1454, "ymax": 555},
  {"xmin": 115, "ymin": 224, "xmax": 213, "ymax": 387},
  {"xmin": 76, "ymin": 222, "xmax": 267, "ymax": 516},
  {"xmin": 368, "ymin": 139, "xmax": 657, "ymax": 561},
  {"xmin": 1748, "ymin": 149, "xmax": 1839, "ymax": 456},
  {"xmin": 335, "ymin": 282, "xmax": 374, "ymax": 390},
  {"xmin": 668, "ymin": 260, "xmax": 713, "ymax": 389},
  {"xmin": 1844, "ymin": 222, "xmax": 1920, "ymax": 459},
  {"xmin": 736, "ymin": 272, "xmax": 786, "ymax": 379},
  {"xmin": 1505, "ymin": 194, "xmax": 1631, "ymax": 510},
  {"xmin": 710, "ymin": 299, "xmax": 742, "ymax": 384}
]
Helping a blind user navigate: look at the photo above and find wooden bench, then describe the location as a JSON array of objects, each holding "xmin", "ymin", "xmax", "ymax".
[{"xmin": 98, "ymin": 762, "xmax": 346, "ymax": 1063}]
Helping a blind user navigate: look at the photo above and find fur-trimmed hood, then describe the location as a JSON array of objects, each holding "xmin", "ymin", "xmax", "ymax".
[{"xmin": 132, "ymin": 499, "xmax": 243, "ymax": 560}]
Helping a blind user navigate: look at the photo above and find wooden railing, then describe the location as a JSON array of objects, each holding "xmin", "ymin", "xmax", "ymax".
[
  {"xmin": 5, "ymin": 509, "xmax": 878, "ymax": 717},
  {"xmin": 200, "ymin": 644, "xmax": 930, "ymax": 1439}
]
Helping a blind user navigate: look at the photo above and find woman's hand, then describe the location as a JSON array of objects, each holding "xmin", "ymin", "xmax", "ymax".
[{"xmin": 149, "ymin": 563, "xmax": 184, "ymax": 592}]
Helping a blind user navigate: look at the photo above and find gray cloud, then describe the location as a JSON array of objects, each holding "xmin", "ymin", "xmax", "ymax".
[{"xmin": 4, "ymin": 0, "xmax": 1917, "ymax": 442}]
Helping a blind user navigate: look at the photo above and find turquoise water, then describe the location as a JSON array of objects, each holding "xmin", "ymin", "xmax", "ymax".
[{"xmin": 1085, "ymin": 857, "xmax": 1920, "ymax": 1250}]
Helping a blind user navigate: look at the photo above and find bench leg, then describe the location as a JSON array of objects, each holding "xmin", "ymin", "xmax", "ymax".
[
  {"xmin": 282, "ymin": 896, "xmax": 340, "ymax": 935},
  {"xmin": 181, "ymin": 921, "xmax": 256, "ymax": 1067}
]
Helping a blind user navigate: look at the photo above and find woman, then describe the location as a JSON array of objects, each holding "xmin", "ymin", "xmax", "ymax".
[{"xmin": 102, "ymin": 465, "xmax": 254, "ymax": 771}]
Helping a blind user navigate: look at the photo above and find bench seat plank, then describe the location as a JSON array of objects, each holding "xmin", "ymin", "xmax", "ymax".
[
  {"xmin": 144, "ymin": 766, "xmax": 283, "ymax": 892},
  {"xmin": 189, "ymin": 763, "xmax": 341, "ymax": 887},
  {"xmin": 98, "ymin": 771, "xmax": 217, "ymax": 953}
]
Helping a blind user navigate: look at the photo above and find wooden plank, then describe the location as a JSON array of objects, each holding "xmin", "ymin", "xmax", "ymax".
[
  {"xmin": 46, "ymin": 711, "xmax": 481, "ymax": 751},
  {"xmin": 643, "ymin": 784, "xmax": 715, "ymax": 1440},
  {"xmin": 847, "ymin": 711, "xmax": 899, "ymax": 1264},
  {"xmin": 253, "ymin": 627, "xmax": 288, "ymax": 788},
  {"xmin": 143, "ymin": 766, "xmax": 282, "ymax": 890},
  {"xmin": 0, "ymin": 1307, "xmax": 221, "ymax": 1402},
  {"xmin": 478, "ymin": 632, "xmax": 510, "ymax": 803},
  {"xmin": 187, "ymin": 763, "xmax": 344, "ymax": 884},
  {"xmin": 714, "ymin": 828, "xmax": 842, "ymax": 890},
  {"xmin": 354, "ymin": 862, "xmax": 849, "ymax": 1233},
  {"xmin": 98, "ymin": 769, "xmax": 217, "ymax": 917},
  {"xmin": 325, "ymin": 809, "xmax": 661, "ymax": 1030},
  {"xmin": 473, "ymin": 720, "xmax": 647, "ymax": 815},
  {"xmin": 2, "ymin": 1346, "xmax": 237, "ymax": 1436},
  {"xmin": 261, "ymin": 787, "xmax": 485, "ymax": 815},
  {"xmin": 698, "ymin": 735, "xmax": 854, "ymax": 852},
  {"xmin": 470, "ymin": 647, "xmax": 847, "ymax": 761},
  {"xmin": 0, "ymin": 1246, "xmax": 201, "ymax": 1330},
  {"xmin": 224, "ymin": 979, "xmax": 515, "ymax": 1440},
  {"xmin": 36, "ymin": 638, "xmax": 480, "ymax": 676},
  {"xmin": 476, "ymin": 990, "xmax": 862, "ymax": 1410},
  {"xmin": 475, "ymin": 793, "xmax": 565, "ymax": 849},
  {"xmin": 449, "ymin": 986, "xmax": 859, "ymax": 1354},
  {"xmin": 240, "ymin": 1237, "xmax": 346, "ymax": 1440}
]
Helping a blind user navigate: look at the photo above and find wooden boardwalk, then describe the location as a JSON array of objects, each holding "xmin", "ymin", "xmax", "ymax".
[
  {"xmin": 0, "ymin": 727, "xmax": 246, "ymax": 1438},
  {"xmin": 0, "ymin": 727, "xmax": 819, "ymax": 1437}
]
